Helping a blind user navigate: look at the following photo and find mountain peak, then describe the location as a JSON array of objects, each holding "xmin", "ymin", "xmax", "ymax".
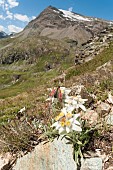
[
  {"xmin": 0, "ymin": 31, "xmax": 8, "ymax": 39},
  {"xmin": 23, "ymin": 6, "xmax": 113, "ymax": 47},
  {"xmin": 58, "ymin": 9, "xmax": 92, "ymax": 22},
  {"xmin": 1, "ymin": 6, "xmax": 113, "ymax": 68}
]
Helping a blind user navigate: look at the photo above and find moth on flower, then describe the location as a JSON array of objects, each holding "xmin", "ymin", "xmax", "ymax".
[{"xmin": 46, "ymin": 86, "xmax": 71, "ymax": 103}]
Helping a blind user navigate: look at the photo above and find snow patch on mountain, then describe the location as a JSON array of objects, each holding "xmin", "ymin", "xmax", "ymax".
[{"xmin": 59, "ymin": 9, "xmax": 92, "ymax": 22}]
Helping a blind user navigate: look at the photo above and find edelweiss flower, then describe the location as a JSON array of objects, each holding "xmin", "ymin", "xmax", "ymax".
[
  {"xmin": 52, "ymin": 108, "xmax": 82, "ymax": 134},
  {"xmin": 60, "ymin": 87, "xmax": 71, "ymax": 96},
  {"xmin": 65, "ymin": 95, "xmax": 87, "ymax": 111}
]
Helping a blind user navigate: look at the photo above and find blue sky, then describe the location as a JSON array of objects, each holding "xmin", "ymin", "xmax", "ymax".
[{"xmin": 0, "ymin": 0, "xmax": 113, "ymax": 33}]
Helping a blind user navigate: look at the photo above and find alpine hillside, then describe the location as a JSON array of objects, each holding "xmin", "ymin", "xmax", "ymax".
[{"xmin": 0, "ymin": 6, "xmax": 113, "ymax": 117}]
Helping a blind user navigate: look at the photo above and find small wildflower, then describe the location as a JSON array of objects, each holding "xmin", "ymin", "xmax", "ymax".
[
  {"xmin": 46, "ymin": 86, "xmax": 71, "ymax": 103},
  {"xmin": 65, "ymin": 95, "xmax": 87, "ymax": 111},
  {"xmin": 52, "ymin": 110, "xmax": 82, "ymax": 134},
  {"xmin": 18, "ymin": 107, "xmax": 25, "ymax": 113}
]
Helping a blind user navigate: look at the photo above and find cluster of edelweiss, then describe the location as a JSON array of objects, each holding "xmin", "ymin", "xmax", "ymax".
[
  {"xmin": 46, "ymin": 86, "xmax": 88, "ymax": 134},
  {"xmin": 18, "ymin": 87, "xmax": 113, "ymax": 135}
]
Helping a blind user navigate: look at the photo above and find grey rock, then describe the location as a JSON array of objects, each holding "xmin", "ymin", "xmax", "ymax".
[
  {"xmin": 96, "ymin": 102, "xmax": 111, "ymax": 115},
  {"xmin": 105, "ymin": 114, "xmax": 113, "ymax": 125},
  {"xmin": 12, "ymin": 137, "xmax": 104, "ymax": 170},
  {"xmin": 13, "ymin": 137, "xmax": 77, "ymax": 170},
  {"xmin": 80, "ymin": 89, "xmax": 94, "ymax": 107},
  {"xmin": 80, "ymin": 158, "xmax": 102, "ymax": 170}
]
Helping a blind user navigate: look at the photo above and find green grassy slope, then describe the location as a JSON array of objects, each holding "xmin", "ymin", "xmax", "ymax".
[
  {"xmin": 66, "ymin": 43, "xmax": 113, "ymax": 79},
  {"xmin": 0, "ymin": 41, "xmax": 113, "ymax": 124}
]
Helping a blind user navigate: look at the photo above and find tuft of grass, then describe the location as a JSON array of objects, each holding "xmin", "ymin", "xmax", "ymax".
[{"xmin": 0, "ymin": 117, "xmax": 42, "ymax": 153}]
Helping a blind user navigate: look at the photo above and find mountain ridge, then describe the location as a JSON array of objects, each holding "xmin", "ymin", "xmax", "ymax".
[
  {"xmin": 0, "ymin": 6, "xmax": 113, "ymax": 66},
  {"xmin": 0, "ymin": 31, "xmax": 8, "ymax": 39},
  {"xmin": 24, "ymin": 6, "xmax": 111, "ymax": 43}
]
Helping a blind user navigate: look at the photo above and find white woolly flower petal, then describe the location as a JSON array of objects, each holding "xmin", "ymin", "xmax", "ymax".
[
  {"xmin": 56, "ymin": 123, "xmax": 61, "ymax": 130},
  {"xmin": 51, "ymin": 122, "xmax": 59, "ymax": 127},
  {"xmin": 65, "ymin": 98, "xmax": 72, "ymax": 104},
  {"xmin": 61, "ymin": 107, "xmax": 67, "ymax": 115},
  {"xmin": 59, "ymin": 127, "xmax": 65, "ymax": 134},
  {"xmin": 69, "ymin": 114, "xmax": 80, "ymax": 124},
  {"xmin": 79, "ymin": 104, "xmax": 86, "ymax": 111},
  {"xmin": 65, "ymin": 89, "xmax": 71, "ymax": 95},
  {"xmin": 45, "ymin": 98, "xmax": 51, "ymax": 101},
  {"xmin": 74, "ymin": 120, "xmax": 81, "ymax": 126},
  {"xmin": 79, "ymin": 98, "xmax": 88, "ymax": 103},
  {"xmin": 75, "ymin": 95, "xmax": 81, "ymax": 100},
  {"xmin": 65, "ymin": 95, "xmax": 69, "ymax": 100},
  {"xmin": 60, "ymin": 87, "xmax": 66, "ymax": 91},
  {"xmin": 66, "ymin": 126, "xmax": 71, "ymax": 133},
  {"xmin": 69, "ymin": 118, "xmax": 74, "ymax": 123},
  {"xmin": 72, "ymin": 124, "xmax": 82, "ymax": 132},
  {"xmin": 83, "ymin": 98, "xmax": 88, "ymax": 101},
  {"xmin": 65, "ymin": 103, "xmax": 70, "ymax": 107},
  {"xmin": 76, "ymin": 104, "xmax": 80, "ymax": 109},
  {"xmin": 52, "ymin": 97, "xmax": 55, "ymax": 103},
  {"xmin": 73, "ymin": 113, "xmax": 80, "ymax": 119},
  {"xmin": 66, "ymin": 105, "xmax": 75, "ymax": 112},
  {"xmin": 72, "ymin": 100, "xmax": 77, "ymax": 105}
]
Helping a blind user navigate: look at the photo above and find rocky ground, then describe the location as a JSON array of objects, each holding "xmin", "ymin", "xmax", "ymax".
[{"xmin": 0, "ymin": 83, "xmax": 113, "ymax": 170}]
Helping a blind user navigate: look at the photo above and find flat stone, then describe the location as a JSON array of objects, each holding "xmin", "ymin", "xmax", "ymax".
[
  {"xmin": 13, "ymin": 137, "xmax": 77, "ymax": 170},
  {"xmin": 81, "ymin": 109, "xmax": 99, "ymax": 125},
  {"xmin": 96, "ymin": 102, "xmax": 111, "ymax": 115},
  {"xmin": 105, "ymin": 113, "xmax": 113, "ymax": 125},
  {"xmin": 80, "ymin": 157, "xmax": 102, "ymax": 170}
]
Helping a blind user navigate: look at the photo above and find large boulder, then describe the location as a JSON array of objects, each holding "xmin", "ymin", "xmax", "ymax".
[
  {"xmin": 13, "ymin": 137, "xmax": 77, "ymax": 170},
  {"xmin": 105, "ymin": 107, "xmax": 113, "ymax": 125}
]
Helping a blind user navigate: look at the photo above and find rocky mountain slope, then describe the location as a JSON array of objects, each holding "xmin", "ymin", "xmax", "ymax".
[
  {"xmin": 0, "ymin": 6, "xmax": 113, "ymax": 65},
  {"xmin": 0, "ymin": 31, "xmax": 8, "ymax": 39},
  {"xmin": 25, "ymin": 6, "xmax": 112, "ymax": 44}
]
